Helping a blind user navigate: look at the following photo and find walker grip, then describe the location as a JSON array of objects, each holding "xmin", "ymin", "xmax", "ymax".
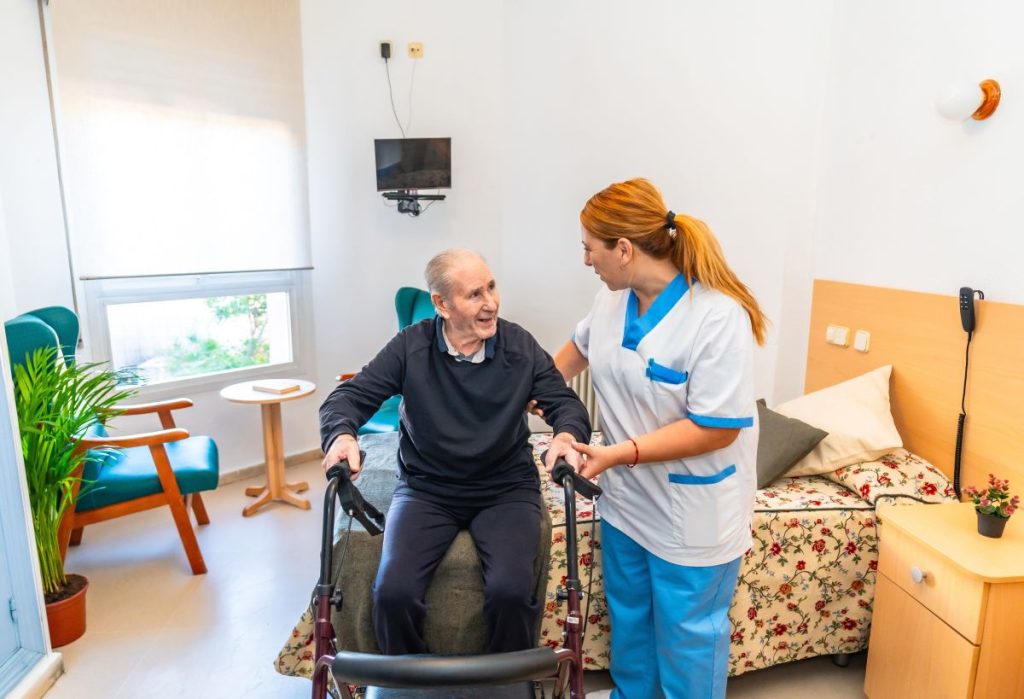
[{"xmin": 541, "ymin": 450, "xmax": 603, "ymax": 501}]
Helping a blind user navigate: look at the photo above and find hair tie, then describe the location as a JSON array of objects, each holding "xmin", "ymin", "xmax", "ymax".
[{"xmin": 665, "ymin": 211, "xmax": 677, "ymax": 230}]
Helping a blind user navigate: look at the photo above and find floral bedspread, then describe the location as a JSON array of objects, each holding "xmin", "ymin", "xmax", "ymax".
[{"xmin": 275, "ymin": 441, "xmax": 955, "ymax": 680}]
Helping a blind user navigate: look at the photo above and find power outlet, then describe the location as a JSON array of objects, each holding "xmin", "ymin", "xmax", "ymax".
[
  {"xmin": 408, "ymin": 42, "xmax": 423, "ymax": 59},
  {"xmin": 825, "ymin": 323, "xmax": 850, "ymax": 347}
]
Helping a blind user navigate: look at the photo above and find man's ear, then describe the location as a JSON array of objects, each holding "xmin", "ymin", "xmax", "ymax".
[{"xmin": 432, "ymin": 292, "xmax": 449, "ymax": 319}]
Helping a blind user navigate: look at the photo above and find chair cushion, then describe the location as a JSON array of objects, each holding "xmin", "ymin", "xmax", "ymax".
[
  {"xmin": 358, "ymin": 396, "xmax": 401, "ymax": 434},
  {"xmin": 76, "ymin": 435, "xmax": 219, "ymax": 512}
]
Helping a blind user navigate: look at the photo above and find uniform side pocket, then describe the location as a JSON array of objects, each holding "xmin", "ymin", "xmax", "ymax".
[{"xmin": 668, "ymin": 465, "xmax": 737, "ymax": 548}]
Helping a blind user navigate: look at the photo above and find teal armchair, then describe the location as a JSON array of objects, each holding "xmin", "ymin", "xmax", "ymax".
[
  {"xmin": 4, "ymin": 306, "xmax": 219, "ymax": 575},
  {"xmin": 340, "ymin": 287, "xmax": 434, "ymax": 434}
]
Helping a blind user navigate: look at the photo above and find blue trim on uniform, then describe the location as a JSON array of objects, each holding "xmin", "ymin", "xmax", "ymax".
[
  {"xmin": 434, "ymin": 318, "xmax": 497, "ymax": 360},
  {"xmin": 622, "ymin": 273, "xmax": 690, "ymax": 350},
  {"xmin": 645, "ymin": 358, "xmax": 688, "ymax": 384},
  {"xmin": 687, "ymin": 412, "xmax": 754, "ymax": 429},
  {"xmin": 668, "ymin": 464, "xmax": 736, "ymax": 485}
]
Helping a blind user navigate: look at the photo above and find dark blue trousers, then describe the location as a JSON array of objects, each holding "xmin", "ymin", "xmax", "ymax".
[{"xmin": 371, "ymin": 490, "xmax": 541, "ymax": 655}]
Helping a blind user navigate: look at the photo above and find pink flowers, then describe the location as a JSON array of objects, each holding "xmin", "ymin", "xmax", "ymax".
[{"xmin": 965, "ymin": 473, "xmax": 1020, "ymax": 518}]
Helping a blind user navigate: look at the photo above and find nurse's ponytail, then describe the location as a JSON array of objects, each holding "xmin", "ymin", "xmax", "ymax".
[
  {"xmin": 581, "ymin": 178, "xmax": 768, "ymax": 346},
  {"xmin": 669, "ymin": 212, "xmax": 767, "ymax": 345}
]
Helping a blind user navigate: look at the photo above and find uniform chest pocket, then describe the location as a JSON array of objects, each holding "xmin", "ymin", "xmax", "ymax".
[
  {"xmin": 668, "ymin": 465, "xmax": 737, "ymax": 548},
  {"xmin": 646, "ymin": 358, "xmax": 687, "ymax": 384}
]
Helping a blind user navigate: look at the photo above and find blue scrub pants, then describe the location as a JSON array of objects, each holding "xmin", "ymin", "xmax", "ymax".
[{"xmin": 601, "ymin": 520, "xmax": 741, "ymax": 699}]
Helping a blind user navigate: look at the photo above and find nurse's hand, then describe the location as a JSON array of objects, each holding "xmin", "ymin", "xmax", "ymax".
[
  {"xmin": 543, "ymin": 432, "xmax": 581, "ymax": 472},
  {"xmin": 573, "ymin": 441, "xmax": 628, "ymax": 480}
]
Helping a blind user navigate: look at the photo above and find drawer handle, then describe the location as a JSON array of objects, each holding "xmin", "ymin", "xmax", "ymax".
[{"xmin": 910, "ymin": 566, "xmax": 929, "ymax": 584}]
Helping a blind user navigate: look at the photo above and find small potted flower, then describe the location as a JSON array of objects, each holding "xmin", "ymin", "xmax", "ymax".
[{"xmin": 964, "ymin": 474, "xmax": 1020, "ymax": 539}]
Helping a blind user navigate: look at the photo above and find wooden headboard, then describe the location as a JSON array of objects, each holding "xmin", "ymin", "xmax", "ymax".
[{"xmin": 806, "ymin": 280, "xmax": 1024, "ymax": 494}]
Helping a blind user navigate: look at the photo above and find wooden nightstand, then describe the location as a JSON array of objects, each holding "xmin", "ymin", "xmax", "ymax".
[{"xmin": 864, "ymin": 502, "xmax": 1024, "ymax": 698}]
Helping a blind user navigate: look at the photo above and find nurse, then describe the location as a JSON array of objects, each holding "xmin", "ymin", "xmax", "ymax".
[{"xmin": 550, "ymin": 178, "xmax": 767, "ymax": 699}]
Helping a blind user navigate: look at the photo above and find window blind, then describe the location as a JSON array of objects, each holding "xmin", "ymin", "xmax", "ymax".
[{"xmin": 49, "ymin": 0, "xmax": 312, "ymax": 279}]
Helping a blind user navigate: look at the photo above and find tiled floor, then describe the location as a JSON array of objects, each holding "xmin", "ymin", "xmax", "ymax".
[{"xmin": 46, "ymin": 459, "xmax": 867, "ymax": 698}]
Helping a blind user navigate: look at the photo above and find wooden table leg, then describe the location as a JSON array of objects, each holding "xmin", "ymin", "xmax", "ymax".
[{"xmin": 241, "ymin": 401, "xmax": 311, "ymax": 516}]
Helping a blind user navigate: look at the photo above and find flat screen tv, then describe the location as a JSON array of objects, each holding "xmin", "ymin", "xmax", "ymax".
[{"xmin": 374, "ymin": 137, "xmax": 451, "ymax": 191}]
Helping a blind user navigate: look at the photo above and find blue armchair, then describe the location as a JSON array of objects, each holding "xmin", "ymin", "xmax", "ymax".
[
  {"xmin": 4, "ymin": 306, "xmax": 219, "ymax": 575},
  {"xmin": 340, "ymin": 287, "xmax": 435, "ymax": 434}
]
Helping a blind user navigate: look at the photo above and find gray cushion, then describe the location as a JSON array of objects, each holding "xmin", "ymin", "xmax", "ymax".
[{"xmin": 755, "ymin": 399, "xmax": 828, "ymax": 488}]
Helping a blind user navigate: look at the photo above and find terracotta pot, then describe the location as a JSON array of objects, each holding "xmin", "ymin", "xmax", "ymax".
[
  {"xmin": 976, "ymin": 511, "xmax": 1008, "ymax": 539},
  {"xmin": 45, "ymin": 574, "xmax": 89, "ymax": 648}
]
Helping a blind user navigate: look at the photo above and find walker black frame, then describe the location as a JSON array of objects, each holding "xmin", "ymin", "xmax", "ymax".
[{"xmin": 310, "ymin": 451, "xmax": 601, "ymax": 699}]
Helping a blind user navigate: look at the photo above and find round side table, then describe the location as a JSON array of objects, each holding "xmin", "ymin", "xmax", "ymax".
[{"xmin": 220, "ymin": 379, "xmax": 316, "ymax": 516}]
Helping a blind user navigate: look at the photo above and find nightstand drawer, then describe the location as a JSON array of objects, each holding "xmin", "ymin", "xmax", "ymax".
[
  {"xmin": 865, "ymin": 575, "xmax": 979, "ymax": 699},
  {"xmin": 879, "ymin": 529, "xmax": 986, "ymax": 643}
]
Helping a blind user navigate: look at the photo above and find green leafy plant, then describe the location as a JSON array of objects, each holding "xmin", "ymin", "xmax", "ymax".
[
  {"xmin": 12, "ymin": 347, "xmax": 136, "ymax": 597},
  {"xmin": 964, "ymin": 473, "xmax": 1020, "ymax": 519}
]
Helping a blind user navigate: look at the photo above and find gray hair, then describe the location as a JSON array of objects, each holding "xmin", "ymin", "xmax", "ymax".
[{"xmin": 424, "ymin": 249, "xmax": 486, "ymax": 300}]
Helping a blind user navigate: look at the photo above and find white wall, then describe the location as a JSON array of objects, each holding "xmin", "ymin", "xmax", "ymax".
[
  {"xmin": 0, "ymin": 0, "xmax": 73, "ymax": 315},
  {"xmin": 497, "ymin": 0, "xmax": 832, "ymax": 403},
  {"xmin": 813, "ymin": 0, "xmax": 1024, "ymax": 305},
  {"xmin": 300, "ymin": 0, "xmax": 834, "ymax": 404},
  {"xmin": 300, "ymin": 0, "xmax": 506, "ymax": 387}
]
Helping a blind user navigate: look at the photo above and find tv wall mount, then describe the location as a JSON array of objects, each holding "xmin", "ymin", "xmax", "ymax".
[{"xmin": 382, "ymin": 190, "xmax": 446, "ymax": 216}]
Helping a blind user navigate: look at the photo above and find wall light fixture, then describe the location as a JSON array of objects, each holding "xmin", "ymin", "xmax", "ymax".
[{"xmin": 936, "ymin": 79, "xmax": 1001, "ymax": 121}]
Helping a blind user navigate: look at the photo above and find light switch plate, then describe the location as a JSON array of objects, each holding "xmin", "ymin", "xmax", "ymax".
[{"xmin": 854, "ymin": 330, "xmax": 871, "ymax": 352}]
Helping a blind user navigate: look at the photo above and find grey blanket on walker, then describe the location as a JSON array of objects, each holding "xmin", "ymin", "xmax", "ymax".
[{"xmin": 326, "ymin": 432, "xmax": 553, "ymax": 654}]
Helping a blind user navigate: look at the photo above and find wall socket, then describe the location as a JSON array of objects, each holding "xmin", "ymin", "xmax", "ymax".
[
  {"xmin": 408, "ymin": 42, "xmax": 423, "ymax": 59},
  {"xmin": 825, "ymin": 323, "xmax": 850, "ymax": 347}
]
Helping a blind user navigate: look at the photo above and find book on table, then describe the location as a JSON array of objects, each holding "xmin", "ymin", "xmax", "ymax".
[{"xmin": 251, "ymin": 379, "xmax": 301, "ymax": 395}]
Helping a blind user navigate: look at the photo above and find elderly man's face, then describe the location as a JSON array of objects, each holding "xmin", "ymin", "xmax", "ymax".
[{"xmin": 436, "ymin": 257, "xmax": 500, "ymax": 345}]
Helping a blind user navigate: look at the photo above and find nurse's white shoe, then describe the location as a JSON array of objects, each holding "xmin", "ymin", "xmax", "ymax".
[{"xmin": 586, "ymin": 690, "xmax": 614, "ymax": 699}]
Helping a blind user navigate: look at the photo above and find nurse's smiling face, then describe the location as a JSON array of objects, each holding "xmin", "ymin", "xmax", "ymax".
[{"xmin": 582, "ymin": 228, "xmax": 629, "ymax": 290}]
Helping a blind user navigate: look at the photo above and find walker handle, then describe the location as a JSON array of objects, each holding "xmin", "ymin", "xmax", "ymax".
[
  {"xmin": 326, "ymin": 451, "xmax": 385, "ymax": 536},
  {"xmin": 541, "ymin": 450, "xmax": 603, "ymax": 501}
]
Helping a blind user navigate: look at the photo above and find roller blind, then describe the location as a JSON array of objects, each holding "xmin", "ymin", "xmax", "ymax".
[{"xmin": 49, "ymin": 0, "xmax": 312, "ymax": 279}]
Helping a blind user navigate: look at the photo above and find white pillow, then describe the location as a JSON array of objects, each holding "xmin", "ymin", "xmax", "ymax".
[{"xmin": 774, "ymin": 365, "xmax": 903, "ymax": 477}]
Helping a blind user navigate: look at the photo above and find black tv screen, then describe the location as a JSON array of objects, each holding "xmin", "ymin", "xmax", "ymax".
[{"xmin": 374, "ymin": 138, "xmax": 451, "ymax": 191}]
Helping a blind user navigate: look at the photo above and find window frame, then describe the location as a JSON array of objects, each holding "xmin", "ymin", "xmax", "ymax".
[{"xmin": 82, "ymin": 269, "xmax": 312, "ymax": 398}]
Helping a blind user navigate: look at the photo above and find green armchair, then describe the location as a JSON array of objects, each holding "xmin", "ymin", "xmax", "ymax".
[
  {"xmin": 340, "ymin": 287, "xmax": 435, "ymax": 434},
  {"xmin": 4, "ymin": 306, "xmax": 219, "ymax": 575}
]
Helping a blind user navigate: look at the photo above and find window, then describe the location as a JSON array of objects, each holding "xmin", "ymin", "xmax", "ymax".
[{"xmin": 84, "ymin": 271, "xmax": 309, "ymax": 392}]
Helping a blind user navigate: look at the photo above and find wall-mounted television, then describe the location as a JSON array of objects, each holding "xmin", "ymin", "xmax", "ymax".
[{"xmin": 374, "ymin": 137, "xmax": 451, "ymax": 191}]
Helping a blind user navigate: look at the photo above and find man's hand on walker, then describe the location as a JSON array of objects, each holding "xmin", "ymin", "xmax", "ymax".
[
  {"xmin": 543, "ymin": 431, "xmax": 581, "ymax": 473},
  {"xmin": 322, "ymin": 434, "xmax": 362, "ymax": 479}
]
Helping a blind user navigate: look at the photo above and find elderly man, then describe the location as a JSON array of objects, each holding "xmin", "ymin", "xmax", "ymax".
[{"xmin": 320, "ymin": 249, "xmax": 591, "ymax": 655}]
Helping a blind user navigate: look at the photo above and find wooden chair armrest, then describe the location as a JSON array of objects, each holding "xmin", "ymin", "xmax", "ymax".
[
  {"xmin": 118, "ymin": 398, "xmax": 194, "ymax": 416},
  {"xmin": 337, "ymin": 373, "xmax": 356, "ymax": 382},
  {"xmin": 76, "ymin": 428, "xmax": 190, "ymax": 452}
]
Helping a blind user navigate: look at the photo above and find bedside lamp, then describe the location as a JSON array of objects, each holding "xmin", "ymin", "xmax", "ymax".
[{"xmin": 936, "ymin": 79, "xmax": 1001, "ymax": 121}]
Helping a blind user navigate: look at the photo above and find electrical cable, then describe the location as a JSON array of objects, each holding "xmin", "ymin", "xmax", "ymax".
[
  {"xmin": 384, "ymin": 58, "xmax": 406, "ymax": 139},
  {"xmin": 404, "ymin": 59, "xmax": 417, "ymax": 136}
]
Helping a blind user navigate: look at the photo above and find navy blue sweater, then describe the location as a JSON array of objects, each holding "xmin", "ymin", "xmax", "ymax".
[{"xmin": 320, "ymin": 317, "xmax": 591, "ymax": 502}]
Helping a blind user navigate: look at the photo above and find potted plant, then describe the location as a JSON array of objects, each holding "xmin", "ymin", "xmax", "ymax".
[
  {"xmin": 964, "ymin": 473, "xmax": 1020, "ymax": 539},
  {"xmin": 11, "ymin": 346, "xmax": 135, "ymax": 646}
]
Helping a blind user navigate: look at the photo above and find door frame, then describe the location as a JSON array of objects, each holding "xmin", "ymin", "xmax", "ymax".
[{"xmin": 0, "ymin": 328, "xmax": 60, "ymax": 696}]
